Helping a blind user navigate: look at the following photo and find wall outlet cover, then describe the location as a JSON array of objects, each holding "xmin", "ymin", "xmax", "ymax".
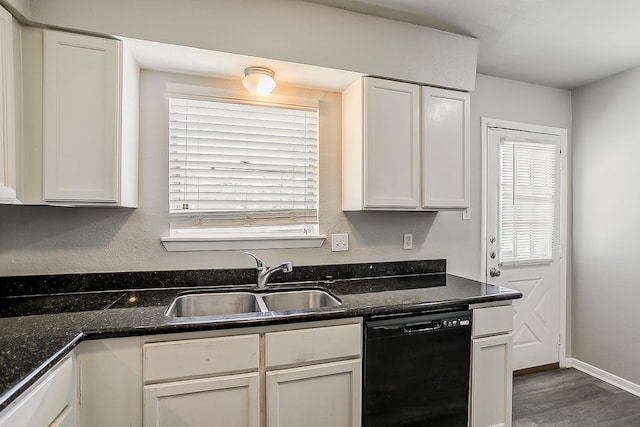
[{"xmin": 403, "ymin": 233, "xmax": 413, "ymax": 250}]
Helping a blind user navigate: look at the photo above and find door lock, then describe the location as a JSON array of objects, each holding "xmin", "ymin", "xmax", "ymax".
[
  {"xmin": 490, "ymin": 251, "xmax": 496, "ymax": 259},
  {"xmin": 489, "ymin": 268, "xmax": 501, "ymax": 277},
  {"xmin": 490, "ymin": 236, "xmax": 497, "ymax": 244}
]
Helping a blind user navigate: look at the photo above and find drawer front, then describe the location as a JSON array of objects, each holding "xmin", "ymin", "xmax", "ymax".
[
  {"xmin": 0, "ymin": 357, "xmax": 74, "ymax": 427},
  {"xmin": 265, "ymin": 323, "xmax": 361, "ymax": 368},
  {"xmin": 144, "ymin": 334, "xmax": 259, "ymax": 383},
  {"xmin": 473, "ymin": 305, "xmax": 513, "ymax": 338}
]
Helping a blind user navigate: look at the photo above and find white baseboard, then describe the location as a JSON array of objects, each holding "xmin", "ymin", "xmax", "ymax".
[{"xmin": 566, "ymin": 358, "xmax": 640, "ymax": 397}]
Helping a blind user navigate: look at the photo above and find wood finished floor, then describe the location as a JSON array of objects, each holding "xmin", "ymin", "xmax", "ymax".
[{"xmin": 513, "ymin": 368, "xmax": 640, "ymax": 426}]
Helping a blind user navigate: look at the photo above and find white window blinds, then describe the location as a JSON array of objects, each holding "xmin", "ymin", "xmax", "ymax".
[
  {"xmin": 499, "ymin": 139, "xmax": 558, "ymax": 264},
  {"xmin": 169, "ymin": 97, "xmax": 319, "ymax": 236}
]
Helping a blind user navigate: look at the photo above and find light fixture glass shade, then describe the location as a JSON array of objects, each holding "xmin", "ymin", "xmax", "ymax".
[{"xmin": 242, "ymin": 67, "xmax": 276, "ymax": 95}]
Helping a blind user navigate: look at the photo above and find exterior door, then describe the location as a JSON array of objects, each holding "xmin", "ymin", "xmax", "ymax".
[{"xmin": 485, "ymin": 122, "xmax": 565, "ymax": 371}]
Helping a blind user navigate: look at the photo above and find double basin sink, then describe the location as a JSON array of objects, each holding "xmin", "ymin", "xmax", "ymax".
[{"xmin": 166, "ymin": 289, "xmax": 342, "ymax": 319}]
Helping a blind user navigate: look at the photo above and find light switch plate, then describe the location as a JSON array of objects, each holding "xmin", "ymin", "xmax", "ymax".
[{"xmin": 331, "ymin": 233, "xmax": 349, "ymax": 252}]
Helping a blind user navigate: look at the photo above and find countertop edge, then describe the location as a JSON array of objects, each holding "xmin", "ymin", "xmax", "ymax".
[{"xmin": 0, "ymin": 333, "xmax": 83, "ymax": 412}]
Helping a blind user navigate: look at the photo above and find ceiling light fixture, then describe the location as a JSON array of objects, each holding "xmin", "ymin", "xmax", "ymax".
[{"xmin": 242, "ymin": 66, "xmax": 276, "ymax": 96}]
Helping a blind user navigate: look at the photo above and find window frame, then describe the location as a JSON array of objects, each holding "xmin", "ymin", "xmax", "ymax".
[{"xmin": 161, "ymin": 83, "xmax": 326, "ymax": 252}]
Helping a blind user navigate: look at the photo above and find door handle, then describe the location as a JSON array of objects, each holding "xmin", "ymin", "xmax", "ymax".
[{"xmin": 489, "ymin": 268, "xmax": 501, "ymax": 277}]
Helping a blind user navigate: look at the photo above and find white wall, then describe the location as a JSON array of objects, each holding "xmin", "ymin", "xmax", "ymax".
[
  {"xmin": 0, "ymin": 72, "xmax": 571, "ymax": 279},
  {"xmin": 572, "ymin": 67, "xmax": 640, "ymax": 385}
]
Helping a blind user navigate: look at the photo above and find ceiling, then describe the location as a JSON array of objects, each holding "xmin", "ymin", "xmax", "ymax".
[{"xmin": 304, "ymin": 0, "xmax": 640, "ymax": 90}]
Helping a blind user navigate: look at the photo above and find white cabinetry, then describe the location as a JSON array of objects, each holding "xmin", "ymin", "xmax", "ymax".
[
  {"xmin": 42, "ymin": 30, "xmax": 138, "ymax": 206},
  {"xmin": 342, "ymin": 76, "xmax": 470, "ymax": 211},
  {"xmin": 421, "ymin": 86, "xmax": 470, "ymax": 208},
  {"xmin": 0, "ymin": 5, "xmax": 17, "ymax": 204},
  {"xmin": 343, "ymin": 77, "xmax": 420, "ymax": 209},
  {"xmin": 0, "ymin": 357, "xmax": 76, "ymax": 427},
  {"xmin": 266, "ymin": 360, "xmax": 361, "ymax": 427},
  {"xmin": 143, "ymin": 334, "xmax": 260, "ymax": 427},
  {"xmin": 470, "ymin": 304, "xmax": 514, "ymax": 427},
  {"xmin": 264, "ymin": 324, "xmax": 362, "ymax": 427},
  {"xmin": 117, "ymin": 319, "xmax": 363, "ymax": 427},
  {"xmin": 145, "ymin": 374, "xmax": 260, "ymax": 427}
]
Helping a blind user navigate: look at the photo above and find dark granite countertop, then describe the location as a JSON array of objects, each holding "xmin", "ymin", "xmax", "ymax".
[{"xmin": 0, "ymin": 261, "xmax": 521, "ymax": 412}]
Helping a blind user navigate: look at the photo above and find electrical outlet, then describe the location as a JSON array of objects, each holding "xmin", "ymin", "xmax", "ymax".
[
  {"xmin": 331, "ymin": 233, "xmax": 349, "ymax": 252},
  {"xmin": 403, "ymin": 233, "xmax": 413, "ymax": 250}
]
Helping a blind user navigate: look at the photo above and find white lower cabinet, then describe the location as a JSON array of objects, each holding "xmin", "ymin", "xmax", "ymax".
[
  {"xmin": 263, "ymin": 322, "xmax": 362, "ymax": 427},
  {"xmin": 107, "ymin": 319, "xmax": 364, "ymax": 427},
  {"xmin": 142, "ymin": 334, "xmax": 260, "ymax": 427},
  {"xmin": 144, "ymin": 373, "xmax": 260, "ymax": 427},
  {"xmin": 267, "ymin": 360, "xmax": 361, "ymax": 427},
  {"xmin": 0, "ymin": 356, "xmax": 76, "ymax": 427},
  {"xmin": 470, "ymin": 304, "xmax": 514, "ymax": 427}
]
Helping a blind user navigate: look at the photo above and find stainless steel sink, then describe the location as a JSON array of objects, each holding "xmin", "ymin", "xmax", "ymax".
[
  {"xmin": 165, "ymin": 289, "xmax": 342, "ymax": 318},
  {"xmin": 261, "ymin": 290, "xmax": 341, "ymax": 312},
  {"xmin": 166, "ymin": 292, "xmax": 262, "ymax": 317}
]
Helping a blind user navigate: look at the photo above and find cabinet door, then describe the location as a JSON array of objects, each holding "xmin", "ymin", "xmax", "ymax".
[
  {"xmin": 43, "ymin": 30, "xmax": 120, "ymax": 203},
  {"xmin": 144, "ymin": 373, "xmax": 260, "ymax": 427},
  {"xmin": 0, "ymin": 358, "xmax": 75, "ymax": 427},
  {"xmin": 266, "ymin": 359, "xmax": 361, "ymax": 427},
  {"xmin": 470, "ymin": 334, "xmax": 513, "ymax": 427},
  {"xmin": 0, "ymin": 5, "xmax": 17, "ymax": 204},
  {"xmin": 364, "ymin": 77, "xmax": 420, "ymax": 209},
  {"xmin": 49, "ymin": 405, "xmax": 75, "ymax": 427},
  {"xmin": 421, "ymin": 86, "xmax": 470, "ymax": 208}
]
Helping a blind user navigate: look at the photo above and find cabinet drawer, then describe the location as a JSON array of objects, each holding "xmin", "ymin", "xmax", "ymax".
[
  {"xmin": 0, "ymin": 357, "xmax": 74, "ymax": 427},
  {"xmin": 144, "ymin": 334, "xmax": 259, "ymax": 383},
  {"xmin": 265, "ymin": 324, "xmax": 361, "ymax": 368},
  {"xmin": 473, "ymin": 305, "xmax": 513, "ymax": 338}
]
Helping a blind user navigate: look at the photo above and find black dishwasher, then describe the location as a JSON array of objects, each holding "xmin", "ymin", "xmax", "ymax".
[{"xmin": 363, "ymin": 309, "xmax": 472, "ymax": 427}]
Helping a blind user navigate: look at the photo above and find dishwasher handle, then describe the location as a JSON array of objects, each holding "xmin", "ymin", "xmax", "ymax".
[{"xmin": 404, "ymin": 320, "xmax": 441, "ymax": 333}]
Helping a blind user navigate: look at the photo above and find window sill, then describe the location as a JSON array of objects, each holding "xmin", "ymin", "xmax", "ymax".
[{"xmin": 161, "ymin": 235, "xmax": 327, "ymax": 252}]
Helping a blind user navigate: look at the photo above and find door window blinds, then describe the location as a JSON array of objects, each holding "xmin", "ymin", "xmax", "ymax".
[
  {"xmin": 499, "ymin": 139, "xmax": 558, "ymax": 264},
  {"xmin": 169, "ymin": 97, "xmax": 319, "ymax": 236}
]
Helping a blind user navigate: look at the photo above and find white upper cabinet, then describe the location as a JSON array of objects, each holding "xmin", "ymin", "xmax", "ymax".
[
  {"xmin": 42, "ymin": 30, "xmax": 138, "ymax": 207},
  {"xmin": 363, "ymin": 77, "xmax": 420, "ymax": 209},
  {"xmin": 342, "ymin": 76, "xmax": 470, "ymax": 211},
  {"xmin": 421, "ymin": 86, "xmax": 470, "ymax": 209},
  {"xmin": 0, "ymin": 5, "xmax": 18, "ymax": 204},
  {"xmin": 343, "ymin": 77, "xmax": 420, "ymax": 210}
]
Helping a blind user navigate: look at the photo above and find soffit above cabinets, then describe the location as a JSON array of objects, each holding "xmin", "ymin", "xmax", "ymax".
[
  {"xmin": 119, "ymin": 36, "xmax": 363, "ymax": 93},
  {"xmin": 304, "ymin": 0, "xmax": 640, "ymax": 89},
  {"xmin": 26, "ymin": 0, "xmax": 477, "ymax": 91}
]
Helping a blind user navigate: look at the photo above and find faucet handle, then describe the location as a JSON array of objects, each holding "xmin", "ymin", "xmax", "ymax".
[
  {"xmin": 243, "ymin": 252, "xmax": 266, "ymax": 269},
  {"xmin": 281, "ymin": 262, "xmax": 293, "ymax": 273}
]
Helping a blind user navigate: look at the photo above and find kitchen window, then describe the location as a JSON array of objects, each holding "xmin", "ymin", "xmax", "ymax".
[{"xmin": 162, "ymin": 88, "xmax": 325, "ymax": 251}]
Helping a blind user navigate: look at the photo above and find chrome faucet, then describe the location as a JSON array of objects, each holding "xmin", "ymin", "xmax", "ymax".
[{"xmin": 243, "ymin": 252, "xmax": 293, "ymax": 289}]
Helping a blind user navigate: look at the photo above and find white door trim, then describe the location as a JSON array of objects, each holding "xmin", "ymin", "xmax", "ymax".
[{"xmin": 481, "ymin": 117, "xmax": 568, "ymax": 368}]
